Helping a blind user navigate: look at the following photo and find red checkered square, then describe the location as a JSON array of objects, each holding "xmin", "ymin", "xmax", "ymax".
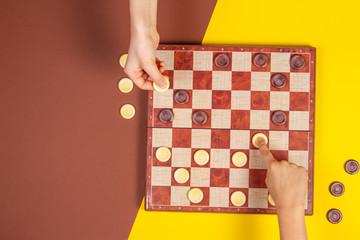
[
  {"xmin": 193, "ymin": 71, "xmax": 212, "ymax": 89},
  {"xmin": 229, "ymin": 188, "xmax": 249, "ymax": 207},
  {"xmin": 290, "ymin": 92, "xmax": 309, "ymax": 111},
  {"xmin": 231, "ymin": 110, "xmax": 250, "ymax": 129},
  {"xmin": 251, "ymin": 91, "xmax": 270, "ymax": 110},
  {"xmin": 151, "ymin": 186, "xmax": 171, "ymax": 205},
  {"xmin": 230, "ymin": 149, "xmax": 249, "ymax": 168},
  {"xmin": 192, "ymin": 109, "xmax": 211, "ymax": 128},
  {"xmin": 171, "ymin": 167, "xmax": 191, "ymax": 186},
  {"xmin": 290, "ymin": 53, "xmax": 310, "ymax": 73},
  {"xmin": 211, "ymin": 129, "xmax": 230, "ymax": 149},
  {"xmin": 213, "ymin": 52, "xmax": 232, "ymax": 71},
  {"xmin": 191, "ymin": 148, "xmax": 210, "ymax": 167},
  {"xmin": 174, "ymin": 51, "xmax": 193, "ymax": 70},
  {"xmin": 249, "ymin": 169, "xmax": 267, "ymax": 188},
  {"xmin": 153, "ymin": 147, "xmax": 172, "ymax": 166},
  {"xmin": 232, "ymin": 72, "xmax": 251, "ymax": 90},
  {"xmin": 251, "ymin": 52, "xmax": 271, "ymax": 72},
  {"xmin": 210, "ymin": 168, "xmax": 230, "ymax": 187},
  {"xmin": 289, "ymin": 131, "xmax": 308, "ymax": 150},
  {"xmin": 172, "ymin": 129, "xmax": 191, "ymax": 148},
  {"xmin": 212, "ymin": 90, "xmax": 231, "ymax": 109}
]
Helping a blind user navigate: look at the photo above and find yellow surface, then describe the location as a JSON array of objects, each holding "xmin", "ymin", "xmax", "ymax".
[{"xmin": 129, "ymin": 0, "xmax": 360, "ymax": 239}]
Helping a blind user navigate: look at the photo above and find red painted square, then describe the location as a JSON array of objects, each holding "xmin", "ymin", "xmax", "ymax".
[
  {"xmin": 231, "ymin": 110, "xmax": 250, "ymax": 129},
  {"xmin": 230, "ymin": 149, "xmax": 249, "ymax": 168},
  {"xmin": 270, "ymin": 72, "xmax": 290, "ymax": 91},
  {"xmin": 191, "ymin": 148, "xmax": 210, "ymax": 167},
  {"xmin": 173, "ymin": 90, "xmax": 192, "ymax": 108},
  {"xmin": 192, "ymin": 109, "xmax": 211, "ymax": 129},
  {"xmin": 290, "ymin": 53, "xmax": 310, "ymax": 73},
  {"xmin": 211, "ymin": 129, "xmax": 230, "ymax": 149},
  {"xmin": 250, "ymin": 130, "xmax": 269, "ymax": 149},
  {"xmin": 193, "ymin": 71, "xmax": 212, "ymax": 89},
  {"xmin": 210, "ymin": 168, "xmax": 230, "ymax": 187},
  {"xmin": 153, "ymin": 108, "xmax": 173, "ymax": 128},
  {"xmin": 171, "ymin": 167, "xmax": 191, "ymax": 186},
  {"xmin": 213, "ymin": 52, "xmax": 232, "ymax": 71},
  {"xmin": 174, "ymin": 51, "xmax": 193, "ymax": 70},
  {"xmin": 153, "ymin": 147, "xmax": 172, "ymax": 166},
  {"xmin": 290, "ymin": 92, "xmax": 309, "ymax": 111},
  {"xmin": 249, "ymin": 169, "xmax": 267, "ymax": 188},
  {"xmin": 251, "ymin": 91, "xmax": 270, "ymax": 110},
  {"xmin": 289, "ymin": 131, "xmax": 309, "ymax": 150},
  {"xmin": 271, "ymin": 150, "xmax": 288, "ymax": 161},
  {"xmin": 251, "ymin": 52, "xmax": 271, "ymax": 72},
  {"xmin": 162, "ymin": 70, "xmax": 174, "ymax": 89},
  {"xmin": 212, "ymin": 90, "xmax": 231, "ymax": 109},
  {"xmin": 232, "ymin": 72, "xmax": 251, "ymax": 90},
  {"xmin": 190, "ymin": 187, "xmax": 209, "ymax": 206},
  {"xmin": 172, "ymin": 129, "xmax": 191, "ymax": 148},
  {"xmin": 269, "ymin": 110, "xmax": 289, "ymax": 131},
  {"xmin": 151, "ymin": 186, "xmax": 170, "ymax": 205},
  {"xmin": 229, "ymin": 188, "xmax": 249, "ymax": 207}
]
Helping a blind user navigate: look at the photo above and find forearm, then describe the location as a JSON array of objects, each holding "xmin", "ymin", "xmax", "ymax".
[
  {"xmin": 277, "ymin": 206, "xmax": 307, "ymax": 240},
  {"xmin": 129, "ymin": 0, "xmax": 158, "ymax": 34}
]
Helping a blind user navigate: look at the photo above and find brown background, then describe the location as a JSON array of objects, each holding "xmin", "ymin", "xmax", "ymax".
[{"xmin": 0, "ymin": 0, "xmax": 216, "ymax": 239}]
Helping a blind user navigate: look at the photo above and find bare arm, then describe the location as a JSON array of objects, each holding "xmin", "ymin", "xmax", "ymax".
[
  {"xmin": 125, "ymin": 0, "xmax": 165, "ymax": 90},
  {"xmin": 257, "ymin": 138, "xmax": 308, "ymax": 240}
]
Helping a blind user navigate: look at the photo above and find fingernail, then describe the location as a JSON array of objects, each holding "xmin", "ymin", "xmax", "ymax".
[{"xmin": 160, "ymin": 82, "xmax": 166, "ymax": 88}]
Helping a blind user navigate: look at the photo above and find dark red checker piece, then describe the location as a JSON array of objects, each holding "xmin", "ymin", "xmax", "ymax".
[
  {"xmin": 327, "ymin": 209, "xmax": 342, "ymax": 224},
  {"xmin": 329, "ymin": 182, "xmax": 345, "ymax": 197},
  {"xmin": 345, "ymin": 159, "xmax": 359, "ymax": 174}
]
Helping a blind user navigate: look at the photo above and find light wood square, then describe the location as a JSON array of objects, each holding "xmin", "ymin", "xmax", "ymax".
[
  {"xmin": 229, "ymin": 168, "xmax": 249, "ymax": 188},
  {"xmin": 172, "ymin": 108, "xmax": 192, "ymax": 128},
  {"xmin": 170, "ymin": 186, "xmax": 190, "ymax": 206},
  {"xmin": 290, "ymin": 73, "xmax": 310, "ymax": 92},
  {"xmin": 288, "ymin": 151, "xmax": 309, "ymax": 170},
  {"xmin": 248, "ymin": 188, "xmax": 268, "ymax": 208},
  {"xmin": 172, "ymin": 148, "xmax": 191, "ymax": 167},
  {"xmin": 289, "ymin": 111, "xmax": 309, "ymax": 130},
  {"xmin": 270, "ymin": 91, "xmax": 290, "ymax": 110},
  {"xmin": 232, "ymin": 52, "xmax": 252, "ymax": 71},
  {"xmin": 151, "ymin": 166, "xmax": 171, "ymax": 186},
  {"xmin": 249, "ymin": 150, "xmax": 266, "ymax": 169},
  {"xmin": 191, "ymin": 129, "xmax": 211, "ymax": 148},
  {"xmin": 192, "ymin": 90, "xmax": 212, "ymax": 109},
  {"xmin": 231, "ymin": 90, "xmax": 251, "ymax": 110},
  {"xmin": 153, "ymin": 89, "xmax": 173, "ymax": 108},
  {"xmin": 152, "ymin": 128, "xmax": 172, "ymax": 147},
  {"xmin": 271, "ymin": 53, "xmax": 291, "ymax": 72},
  {"xmin": 156, "ymin": 50, "xmax": 174, "ymax": 70},
  {"xmin": 173, "ymin": 70, "xmax": 193, "ymax": 89},
  {"xmin": 211, "ymin": 109, "xmax": 231, "ymax": 129},
  {"xmin": 251, "ymin": 72, "xmax": 270, "ymax": 91},
  {"xmin": 190, "ymin": 168, "xmax": 210, "ymax": 187},
  {"xmin": 250, "ymin": 110, "xmax": 270, "ymax": 129},
  {"xmin": 230, "ymin": 130, "xmax": 250, "ymax": 149},
  {"xmin": 269, "ymin": 131, "xmax": 289, "ymax": 150},
  {"xmin": 212, "ymin": 71, "xmax": 232, "ymax": 90},
  {"xmin": 209, "ymin": 187, "xmax": 229, "ymax": 207},
  {"xmin": 210, "ymin": 149, "xmax": 230, "ymax": 168},
  {"xmin": 193, "ymin": 51, "xmax": 212, "ymax": 71}
]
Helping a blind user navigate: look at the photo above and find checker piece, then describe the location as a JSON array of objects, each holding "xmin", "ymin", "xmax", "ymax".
[
  {"xmin": 214, "ymin": 53, "xmax": 230, "ymax": 68},
  {"xmin": 158, "ymin": 109, "xmax": 174, "ymax": 124},
  {"xmin": 230, "ymin": 191, "xmax": 246, "ymax": 207},
  {"xmin": 272, "ymin": 111, "xmax": 287, "ymax": 125},
  {"xmin": 290, "ymin": 54, "xmax": 306, "ymax": 70},
  {"xmin": 253, "ymin": 53, "xmax": 268, "ymax": 68},
  {"xmin": 174, "ymin": 90, "xmax": 189, "ymax": 104},
  {"xmin": 271, "ymin": 73, "xmax": 287, "ymax": 89},
  {"xmin": 193, "ymin": 150, "xmax": 209, "ymax": 165},
  {"xmin": 188, "ymin": 188, "xmax": 204, "ymax": 203},
  {"xmin": 192, "ymin": 110, "xmax": 208, "ymax": 125}
]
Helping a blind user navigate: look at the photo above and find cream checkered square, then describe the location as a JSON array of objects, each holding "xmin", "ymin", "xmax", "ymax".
[
  {"xmin": 173, "ymin": 70, "xmax": 193, "ymax": 89},
  {"xmin": 210, "ymin": 149, "xmax": 230, "ymax": 168},
  {"xmin": 172, "ymin": 148, "xmax": 191, "ymax": 167},
  {"xmin": 289, "ymin": 111, "xmax": 309, "ymax": 130},
  {"xmin": 231, "ymin": 91, "xmax": 251, "ymax": 110},
  {"xmin": 152, "ymin": 128, "xmax": 172, "ymax": 147},
  {"xmin": 190, "ymin": 168, "xmax": 210, "ymax": 187},
  {"xmin": 230, "ymin": 130, "xmax": 250, "ymax": 149},
  {"xmin": 248, "ymin": 188, "xmax": 268, "ymax": 208},
  {"xmin": 269, "ymin": 131, "xmax": 289, "ymax": 150},
  {"xmin": 250, "ymin": 110, "xmax": 270, "ymax": 129},
  {"xmin": 170, "ymin": 186, "xmax": 190, "ymax": 206},
  {"xmin": 232, "ymin": 52, "xmax": 252, "ymax": 71},
  {"xmin": 249, "ymin": 150, "xmax": 266, "ymax": 169},
  {"xmin": 209, "ymin": 187, "xmax": 229, "ymax": 207},
  {"xmin": 211, "ymin": 109, "xmax": 231, "ymax": 129},
  {"xmin": 193, "ymin": 51, "xmax": 212, "ymax": 71},
  {"xmin": 172, "ymin": 108, "xmax": 192, "ymax": 128},
  {"xmin": 153, "ymin": 89, "xmax": 173, "ymax": 108},
  {"xmin": 270, "ymin": 91, "xmax": 290, "ymax": 111},
  {"xmin": 251, "ymin": 72, "xmax": 270, "ymax": 91},
  {"xmin": 271, "ymin": 53, "xmax": 291, "ymax": 72},
  {"xmin": 290, "ymin": 73, "xmax": 310, "ymax": 92},
  {"xmin": 212, "ymin": 71, "xmax": 232, "ymax": 90},
  {"xmin": 229, "ymin": 169, "xmax": 249, "ymax": 188},
  {"xmin": 156, "ymin": 50, "xmax": 174, "ymax": 70},
  {"xmin": 151, "ymin": 166, "xmax": 171, "ymax": 186},
  {"xmin": 191, "ymin": 129, "xmax": 211, "ymax": 148},
  {"xmin": 192, "ymin": 90, "xmax": 212, "ymax": 109},
  {"xmin": 288, "ymin": 150, "xmax": 309, "ymax": 170}
]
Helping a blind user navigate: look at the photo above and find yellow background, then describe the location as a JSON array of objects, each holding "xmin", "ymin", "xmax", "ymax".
[{"xmin": 129, "ymin": 0, "xmax": 360, "ymax": 239}]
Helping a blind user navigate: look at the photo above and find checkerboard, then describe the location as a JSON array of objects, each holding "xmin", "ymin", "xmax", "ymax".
[{"xmin": 146, "ymin": 45, "xmax": 315, "ymax": 214}]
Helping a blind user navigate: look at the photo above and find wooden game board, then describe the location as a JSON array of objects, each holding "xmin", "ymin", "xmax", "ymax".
[{"xmin": 146, "ymin": 45, "xmax": 315, "ymax": 214}]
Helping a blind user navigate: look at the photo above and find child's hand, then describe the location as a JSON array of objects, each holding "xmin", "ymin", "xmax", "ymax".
[
  {"xmin": 257, "ymin": 138, "xmax": 308, "ymax": 210},
  {"xmin": 124, "ymin": 30, "xmax": 166, "ymax": 90}
]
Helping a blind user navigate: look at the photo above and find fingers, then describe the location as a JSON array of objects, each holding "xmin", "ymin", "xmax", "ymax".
[
  {"xmin": 143, "ymin": 61, "xmax": 166, "ymax": 88},
  {"xmin": 130, "ymin": 75, "xmax": 154, "ymax": 90},
  {"xmin": 258, "ymin": 138, "xmax": 277, "ymax": 169}
]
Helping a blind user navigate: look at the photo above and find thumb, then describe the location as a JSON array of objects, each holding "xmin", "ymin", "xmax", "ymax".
[
  {"xmin": 143, "ymin": 61, "xmax": 166, "ymax": 88},
  {"xmin": 258, "ymin": 138, "xmax": 276, "ymax": 169}
]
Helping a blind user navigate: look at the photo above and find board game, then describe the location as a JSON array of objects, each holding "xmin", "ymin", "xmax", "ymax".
[{"xmin": 145, "ymin": 45, "xmax": 315, "ymax": 214}]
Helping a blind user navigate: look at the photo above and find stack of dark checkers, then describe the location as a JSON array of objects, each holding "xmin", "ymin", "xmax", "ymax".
[{"xmin": 146, "ymin": 45, "xmax": 316, "ymax": 214}]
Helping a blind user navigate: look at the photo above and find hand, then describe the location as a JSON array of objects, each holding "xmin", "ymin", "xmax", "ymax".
[
  {"xmin": 124, "ymin": 29, "xmax": 166, "ymax": 90},
  {"xmin": 257, "ymin": 138, "xmax": 308, "ymax": 210}
]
